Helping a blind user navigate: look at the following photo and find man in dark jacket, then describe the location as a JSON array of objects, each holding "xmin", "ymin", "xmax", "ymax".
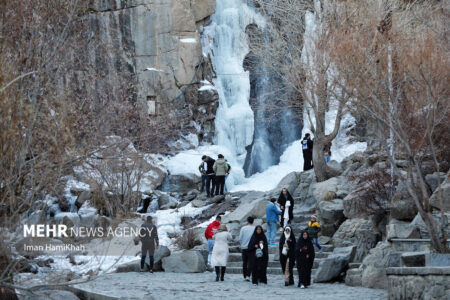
[
  {"xmin": 140, "ymin": 216, "xmax": 159, "ymax": 272},
  {"xmin": 202, "ymin": 155, "xmax": 216, "ymax": 197},
  {"xmin": 301, "ymin": 133, "xmax": 314, "ymax": 171}
]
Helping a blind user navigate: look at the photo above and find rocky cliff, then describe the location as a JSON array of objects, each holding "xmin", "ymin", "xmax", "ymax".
[{"xmin": 85, "ymin": 0, "xmax": 219, "ymax": 148}]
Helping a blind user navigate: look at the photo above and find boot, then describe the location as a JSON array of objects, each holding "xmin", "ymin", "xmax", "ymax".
[
  {"xmin": 215, "ymin": 267, "xmax": 220, "ymax": 281},
  {"xmin": 220, "ymin": 267, "xmax": 226, "ymax": 281}
]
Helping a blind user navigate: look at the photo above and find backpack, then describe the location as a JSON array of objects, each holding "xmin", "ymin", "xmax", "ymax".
[
  {"xmin": 302, "ymin": 140, "xmax": 308, "ymax": 150},
  {"xmin": 256, "ymin": 248, "xmax": 263, "ymax": 258}
]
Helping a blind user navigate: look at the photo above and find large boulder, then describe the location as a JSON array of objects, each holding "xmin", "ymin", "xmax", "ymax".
[
  {"xmin": 359, "ymin": 242, "xmax": 399, "ymax": 289},
  {"xmin": 389, "ymin": 181, "xmax": 418, "ymax": 221},
  {"xmin": 221, "ymin": 192, "xmax": 266, "ymax": 224},
  {"xmin": 274, "ymin": 172, "xmax": 301, "ymax": 196},
  {"xmin": 162, "ymin": 250, "xmax": 206, "ymax": 273},
  {"xmin": 410, "ymin": 212, "xmax": 450, "ymax": 238},
  {"xmin": 159, "ymin": 174, "xmax": 200, "ymax": 194},
  {"xmin": 293, "ymin": 170, "xmax": 315, "ymax": 200},
  {"xmin": 425, "ymin": 172, "xmax": 446, "ymax": 193},
  {"xmin": 386, "ymin": 220, "xmax": 420, "ymax": 241},
  {"xmin": 332, "ymin": 218, "xmax": 378, "ymax": 262},
  {"xmin": 429, "ymin": 173, "xmax": 450, "ymax": 211},
  {"xmin": 318, "ymin": 199, "xmax": 345, "ymax": 225},
  {"xmin": 116, "ymin": 246, "xmax": 170, "ymax": 272},
  {"xmin": 314, "ymin": 246, "xmax": 356, "ymax": 282}
]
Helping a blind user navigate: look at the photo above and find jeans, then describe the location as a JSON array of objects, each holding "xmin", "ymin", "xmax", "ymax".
[
  {"xmin": 207, "ymin": 239, "xmax": 215, "ymax": 263},
  {"xmin": 324, "ymin": 155, "xmax": 331, "ymax": 163},
  {"xmin": 141, "ymin": 255, "xmax": 154, "ymax": 270},
  {"xmin": 242, "ymin": 249, "xmax": 251, "ymax": 278},
  {"xmin": 206, "ymin": 175, "xmax": 216, "ymax": 197},
  {"xmin": 200, "ymin": 175, "xmax": 207, "ymax": 192},
  {"xmin": 312, "ymin": 237, "xmax": 322, "ymax": 250},
  {"xmin": 267, "ymin": 222, "xmax": 277, "ymax": 244},
  {"xmin": 215, "ymin": 175, "xmax": 225, "ymax": 195}
]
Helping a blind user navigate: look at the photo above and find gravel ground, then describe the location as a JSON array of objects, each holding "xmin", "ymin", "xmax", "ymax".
[{"xmin": 72, "ymin": 272, "xmax": 387, "ymax": 300}]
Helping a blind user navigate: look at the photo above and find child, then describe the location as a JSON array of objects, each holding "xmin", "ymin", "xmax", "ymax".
[{"xmin": 306, "ymin": 215, "xmax": 322, "ymax": 253}]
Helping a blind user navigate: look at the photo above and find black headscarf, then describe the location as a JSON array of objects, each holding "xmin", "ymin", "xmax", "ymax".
[
  {"xmin": 296, "ymin": 231, "xmax": 315, "ymax": 257},
  {"xmin": 278, "ymin": 189, "xmax": 294, "ymax": 221},
  {"xmin": 248, "ymin": 225, "xmax": 268, "ymax": 258}
]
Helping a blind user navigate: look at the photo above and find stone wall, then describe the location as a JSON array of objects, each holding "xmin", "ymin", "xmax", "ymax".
[{"xmin": 387, "ymin": 267, "xmax": 450, "ymax": 300}]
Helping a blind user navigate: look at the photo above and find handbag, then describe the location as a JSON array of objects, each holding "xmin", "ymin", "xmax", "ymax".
[{"xmin": 256, "ymin": 248, "xmax": 263, "ymax": 258}]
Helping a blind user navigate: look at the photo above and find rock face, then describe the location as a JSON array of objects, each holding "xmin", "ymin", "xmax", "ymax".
[
  {"xmin": 159, "ymin": 174, "xmax": 200, "ymax": 193},
  {"xmin": 314, "ymin": 246, "xmax": 356, "ymax": 282},
  {"xmin": 81, "ymin": 0, "xmax": 218, "ymax": 146},
  {"xmin": 162, "ymin": 250, "xmax": 206, "ymax": 273},
  {"xmin": 386, "ymin": 220, "xmax": 420, "ymax": 241},
  {"xmin": 389, "ymin": 181, "xmax": 418, "ymax": 221},
  {"xmin": 429, "ymin": 172, "xmax": 450, "ymax": 211},
  {"xmin": 332, "ymin": 218, "xmax": 379, "ymax": 262}
]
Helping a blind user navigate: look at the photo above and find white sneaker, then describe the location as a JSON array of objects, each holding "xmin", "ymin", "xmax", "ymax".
[
  {"xmin": 300, "ymin": 284, "xmax": 305, "ymax": 289},
  {"xmin": 245, "ymin": 277, "xmax": 251, "ymax": 282}
]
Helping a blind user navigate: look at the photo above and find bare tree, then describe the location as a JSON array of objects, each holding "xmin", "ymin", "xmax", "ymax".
[
  {"xmin": 251, "ymin": 0, "xmax": 354, "ymax": 181},
  {"xmin": 329, "ymin": 0, "xmax": 449, "ymax": 252}
]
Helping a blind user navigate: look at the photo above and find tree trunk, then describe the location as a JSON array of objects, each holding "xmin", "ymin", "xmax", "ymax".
[{"xmin": 312, "ymin": 136, "xmax": 340, "ymax": 182}]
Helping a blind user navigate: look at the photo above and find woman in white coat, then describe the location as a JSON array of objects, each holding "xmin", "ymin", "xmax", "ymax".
[{"xmin": 211, "ymin": 224, "xmax": 232, "ymax": 281}]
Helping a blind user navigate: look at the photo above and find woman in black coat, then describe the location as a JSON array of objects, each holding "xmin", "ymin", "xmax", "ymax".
[
  {"xmin": 279, "ymin": 226, "xmax": 296, "ymax": 286},
  {"xmin": 278, "ymin": 188, "xmax": 294, "ymax": 229},
  {"xmin": 296, "ymin": 231, "xmax": 315, "ymax": 288},
  {"xmin": 248, "ymin": 225, "xmax": 269, "ymax": 285}
]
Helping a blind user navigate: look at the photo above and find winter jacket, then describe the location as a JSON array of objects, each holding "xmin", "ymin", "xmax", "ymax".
[
  {"xmin": 211, "ymin": 231, "xmax": 233, "ymax": 267},
  {"xmin": 266, "ymin": 203, "xmax": 282, "ymax": 223},
  {"xmin": 198, "ymin": 161, "xmax": 208, "ymax": 175},
  {"xmin": 213, "ymin": 158, "xmax": 229, "ymax": 176},
  {"xmin": 306, "ymin": 221, "xmax": 321, "ymax": 238},
  {"xmin": 278, "ymin": 191, "xmax": 294, "ymax": 222},
  {"xmin": 204, "ymin": 157, "xmax": 216, "ymax": 175},
  {"xmin": 239, "ymin": 225, "xmax": 255, "ymax": 249},
  {"xmin": 139, "ymin": 221, "xmax": 159, "ymax": 256},
  {"xmin": 205, "ymin": 220, "xmax": 221, "ymax": 240}
]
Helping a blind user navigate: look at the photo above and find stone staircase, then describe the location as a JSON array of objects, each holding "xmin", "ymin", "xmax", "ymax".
[
  {"xmin": 225, "ymin": 242, "xmax": 334, "ymax": 277},
  {"xmin": 224, "ymin": 202, "xmax": 335, "ymax": 277}
]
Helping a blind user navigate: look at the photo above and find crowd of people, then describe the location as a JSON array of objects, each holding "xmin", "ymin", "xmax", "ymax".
[{"xmin": 204, "ymin": 188, "xmax": 322, "ymax": 288}]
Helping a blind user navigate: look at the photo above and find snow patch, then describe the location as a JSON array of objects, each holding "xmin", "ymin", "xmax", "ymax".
[{"xmin": 180, "ymin": 38, "xmax": 197, "ymax": 43}]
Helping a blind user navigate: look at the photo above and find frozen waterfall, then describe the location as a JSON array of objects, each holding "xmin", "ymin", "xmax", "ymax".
[{"xmin": 165, "ymin": 1, "xmax": 366, "ymax": 192}]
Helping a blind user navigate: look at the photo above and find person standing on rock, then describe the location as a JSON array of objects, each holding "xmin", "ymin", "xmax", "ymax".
[
  {"xmin": 205, "ymin": 215, "xmax": 221, "ymax": 266},
  {"xmin": 266, "ymin": 198, "xmax": 282, "ymax": 245},
  {"xmin": 211, "ymin": 224, "xmax": 232, "ymax": 281},
  {"xmin": 278, "ymin": 188, "xmax": 294, "ymax": 229},
  {"xmin": 301, "ymin": 133, "xmax": 314, "ymax": 171},
  {"xmin": 213, "ymin": 154, "xmax": 229, "ymax": 196},
  {"xmin": 239, "ymin": 216, "xmax": 255, "ymax": 281},
  {"xmin": 198, "ymin": 159, "xmax": 208, "ymax": 193},
  {"xmin": 248, "ymin": 225, "xmax": 269, "ymax": 285},
  {"xmin": 296, "ymin": 231, "xmax": 315, "ymax": 288},
  {"xmin": 139, "ymin": 215, "xmax": 159, "ymax": 273},
  {"xmin": 279, "ymin": 226, "xmax": 296, "ymax": 286},
  {"xmin": 306, "ymin": 215, "xmax": 322, "ymax": 252},
  {"xmin": 202, "ymin": 155, "xmax": 216, "ymax": 197}
]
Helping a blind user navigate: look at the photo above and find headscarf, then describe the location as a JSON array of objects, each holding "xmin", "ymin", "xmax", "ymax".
[
  {"xmin": 284, "ymin": 226, "xmax": 293, "ymax": 239},
  {"xmin": 217, "ymin": 224, "xmax": 228, "ymax": 232},
  {"xmin": 279, "ymin": 188, "xmax": 294, "ymax": 202},
  {"xmin": 297, "ymin": 230, "xmax": 313, "ymax": 250}
]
